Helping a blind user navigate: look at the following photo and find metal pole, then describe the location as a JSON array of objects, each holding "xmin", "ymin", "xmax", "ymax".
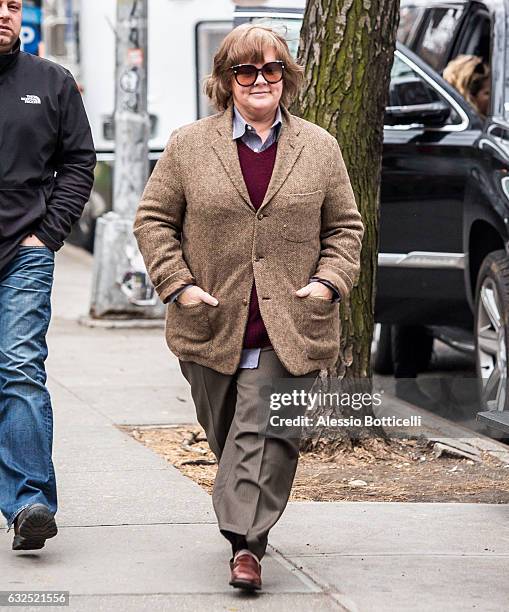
[{"xmin": 89, "ymin": 0, "xmax": 164, "ymax": 319}]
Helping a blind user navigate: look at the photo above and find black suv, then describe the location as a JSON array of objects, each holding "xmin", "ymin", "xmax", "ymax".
[
  {"xmin": 378, "ymin": 0, "xmax": 509, "ymax": 432},
  {"xmin": 233, "ymin": 0, "xmax": 509, "ymax": 429}
]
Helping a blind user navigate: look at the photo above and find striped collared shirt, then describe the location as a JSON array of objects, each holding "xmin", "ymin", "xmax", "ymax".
[{"xmin": 232, "ymin": 105, "xmax": 283, "ymax": 152}]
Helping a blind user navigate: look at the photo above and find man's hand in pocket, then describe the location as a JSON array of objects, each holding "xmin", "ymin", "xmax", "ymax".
[
  {"xmin": 20, "ymin": 234, "xmax": 47, "ymax": 247},
  {"xmin": 177, "ymin": 285, "xmax": 218, "ymax": 306}
]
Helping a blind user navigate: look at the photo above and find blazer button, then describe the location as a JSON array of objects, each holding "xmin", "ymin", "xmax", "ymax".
[
  {"xmin": 258, "ymin": 213, "xmax": 264, "ymax": 220},
  {"xmin": 242, "ymin": 298, "xmax": 248, "ymax": 305}
]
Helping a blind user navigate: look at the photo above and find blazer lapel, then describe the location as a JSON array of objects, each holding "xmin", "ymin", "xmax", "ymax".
[
  {"xmin": 259, "ymin": 106, "xmax": 303, "ymax": 212},
  {"xmin": 211, "ymin": 104, "xmax": 253, "ymax": 212},
  {"xmin": 210, "ymin": 103, "xmax": 304, "ymax": 214}
]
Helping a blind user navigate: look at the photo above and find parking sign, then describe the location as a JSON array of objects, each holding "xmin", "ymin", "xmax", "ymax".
[{"xmin": 21, "ymin": 0, "xmax": 42, "ymax": 55}]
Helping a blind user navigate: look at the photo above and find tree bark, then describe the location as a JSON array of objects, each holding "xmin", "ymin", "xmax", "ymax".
[{"xmin": 292, "ymin": 0, "xmax": 400, "ymax": 450}]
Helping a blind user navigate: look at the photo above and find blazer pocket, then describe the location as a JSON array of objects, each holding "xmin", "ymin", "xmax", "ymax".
[
  {"xmin": 302, "ymin": 296, "xmax": 339, "ymax": 360},
  {"xmin": 166, "ymin": 301, "xmax": 212, "ymax": 357},
  {"xmin": 280, "ymin": 191, "xmax": 323, "ymax": 243}
]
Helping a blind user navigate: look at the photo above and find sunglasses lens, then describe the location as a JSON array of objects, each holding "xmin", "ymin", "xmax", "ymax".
[
  {"xmin": 262, "ymin": 62, "xmax": 283, "ymax": 83},
  {"xmin": 235, "ymin": 65, "xmax": 257, "ymax": 86},
  {"xmin": 233, "ymin": 62, "xmax": 284, "ymax": 86}
]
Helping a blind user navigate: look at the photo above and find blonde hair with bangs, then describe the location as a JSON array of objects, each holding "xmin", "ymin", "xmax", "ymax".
[
  {"xmin": 442, "ymin": 54, "xmax": 490, "ymax": 118},
  {"xmin": 205, "ymin": 24, "xmax": 304, "ymax": 111}
]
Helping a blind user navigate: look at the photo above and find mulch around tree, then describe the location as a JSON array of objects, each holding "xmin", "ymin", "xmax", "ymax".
[{"xmin": 122, "ymin": 425, "xmax": 509, "ymax": 503}]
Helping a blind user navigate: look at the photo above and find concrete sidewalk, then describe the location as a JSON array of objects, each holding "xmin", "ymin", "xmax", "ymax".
[{"xmin": 1, "ymin": 244, "xmax": 508, "ymax": 611}]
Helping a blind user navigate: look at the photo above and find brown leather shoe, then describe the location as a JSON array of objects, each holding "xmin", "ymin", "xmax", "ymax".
[{"xmin": 229, "ymin": 549, "xmax": 262, "ymax": 591}]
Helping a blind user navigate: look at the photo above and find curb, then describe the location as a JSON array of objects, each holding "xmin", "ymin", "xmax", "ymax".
[{"xmin": 380, "ymin": 392, "xmax": 509, "ymax": 464}]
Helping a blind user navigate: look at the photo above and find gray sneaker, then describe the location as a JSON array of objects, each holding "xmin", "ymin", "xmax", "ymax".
[{"xmin": 12, "ymin": 504, "xmax": 58, "ymax": 551}]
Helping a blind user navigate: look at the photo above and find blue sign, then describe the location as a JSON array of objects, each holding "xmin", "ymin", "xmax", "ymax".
[{"xmin": 21, "ymin": 1, "xmax": 42, "ymax": 56}]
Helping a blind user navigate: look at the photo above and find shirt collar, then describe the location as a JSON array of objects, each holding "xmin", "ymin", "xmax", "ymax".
[{"xmin": 232, "ymin": 105, "xmax": 283, "ymax": 140}]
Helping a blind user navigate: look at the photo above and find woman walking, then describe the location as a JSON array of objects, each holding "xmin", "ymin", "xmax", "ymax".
[{"xmin": 133, "ymin": 24, "xmax": 364, "ymax": 591}]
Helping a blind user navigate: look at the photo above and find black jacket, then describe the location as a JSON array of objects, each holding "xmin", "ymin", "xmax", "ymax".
[{"xmin": 0, "ymin": 39, "xmax": 96, "ymax": 272}]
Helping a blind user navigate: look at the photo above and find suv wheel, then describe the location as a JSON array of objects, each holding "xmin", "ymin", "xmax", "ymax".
[{"xmin": 474, "ymin": 250, "xmax": 509, "ymax": 412}]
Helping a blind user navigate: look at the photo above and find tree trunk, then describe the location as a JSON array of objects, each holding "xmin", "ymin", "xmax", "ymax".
[{"xmin": 292, "ymin": 0, "xmax": 400, "ymax": 451}]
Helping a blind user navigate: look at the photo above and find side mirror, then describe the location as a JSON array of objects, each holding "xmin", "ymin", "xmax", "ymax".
[
  {"xmin": 385, "ymin": 76, "xmax": 451, "ymax": 127},
  {"xmin": 385, "ymin": 101, "xmax": 451, "ymax": 127}
]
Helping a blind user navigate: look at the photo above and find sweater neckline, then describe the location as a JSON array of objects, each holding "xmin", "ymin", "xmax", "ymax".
[{"xmin": 236, "ymin": 139, "xmax": 278, "ymax": 155}]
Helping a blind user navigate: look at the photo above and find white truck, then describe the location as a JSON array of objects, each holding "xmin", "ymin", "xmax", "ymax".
[{"xmin": 233, "ymin": 0, "xmax": 305, "ymax": 53}]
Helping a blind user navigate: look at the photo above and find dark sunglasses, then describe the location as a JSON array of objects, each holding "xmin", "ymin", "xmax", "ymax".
[{"xmin": 230, "ymin": 60, "xmax": 285, "ymax": 87}]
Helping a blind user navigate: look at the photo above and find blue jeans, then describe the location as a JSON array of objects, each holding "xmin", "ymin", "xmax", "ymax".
[{"xmin": 0, "ymin": 246, "xmax": 57, "ymax": 529}]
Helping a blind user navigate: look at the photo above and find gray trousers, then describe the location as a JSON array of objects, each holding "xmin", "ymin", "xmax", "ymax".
[{"xmin": 179, "ymin": 347, "xmax": 319, "ymax": 560}]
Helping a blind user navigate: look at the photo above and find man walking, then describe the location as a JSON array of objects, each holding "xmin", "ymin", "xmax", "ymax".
[{"xmin": 0, "ymin": 0, "xmax": 95, "ymax": 550}]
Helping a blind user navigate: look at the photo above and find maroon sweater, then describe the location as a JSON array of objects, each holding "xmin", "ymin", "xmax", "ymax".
[{"xmin": 237, "ymin": 139, "xmax": 278, "ymax": 349}]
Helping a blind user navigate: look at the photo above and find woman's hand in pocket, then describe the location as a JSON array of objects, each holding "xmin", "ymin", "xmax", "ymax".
[
  {"xmin": 295, "ymin": 281, "xmax": 333, "ymax": 300},
  {"xmin": 177, "ymin": 285, "xmax": 219, "ymax": 306}
]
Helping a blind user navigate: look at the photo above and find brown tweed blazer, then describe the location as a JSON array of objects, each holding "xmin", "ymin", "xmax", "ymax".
[{"xmin": 133, "ymin": 103, "xmax": 364, "ymax": 376}]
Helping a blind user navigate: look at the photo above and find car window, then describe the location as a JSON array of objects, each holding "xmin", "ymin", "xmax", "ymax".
[
  {"xmin": 506, "ymin": 40, "xmax": 509, "ymax": 122},
  {"xmin": 452, "ymin": 10, "xmax": 491, "ymax": 65},
  {"xmin": 504, "ymin": 45, "xmax": 509, "ymax": 121},
  {"xmin": 196, "ymin": 21, "xmax": 233, "ymax": 119},
  {"xmin": 397, "ymin": 6, "xmax": 424, "ymax": 46},
  {"xmin": 443, "ymin": 10, "xmax": 492, "ymax": 120},
  {"xmin": 387, "ymin": 54, "xmax": 463, "ymax": 126},
  {"xmin": 413, "ymin": 7, "xmax": 465, "ymax": 72}
]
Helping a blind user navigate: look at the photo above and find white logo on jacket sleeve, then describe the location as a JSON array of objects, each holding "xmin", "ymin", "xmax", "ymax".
[{"xmin": 20, "ymin": 94, "xmax": 41, "ymax": 104}]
